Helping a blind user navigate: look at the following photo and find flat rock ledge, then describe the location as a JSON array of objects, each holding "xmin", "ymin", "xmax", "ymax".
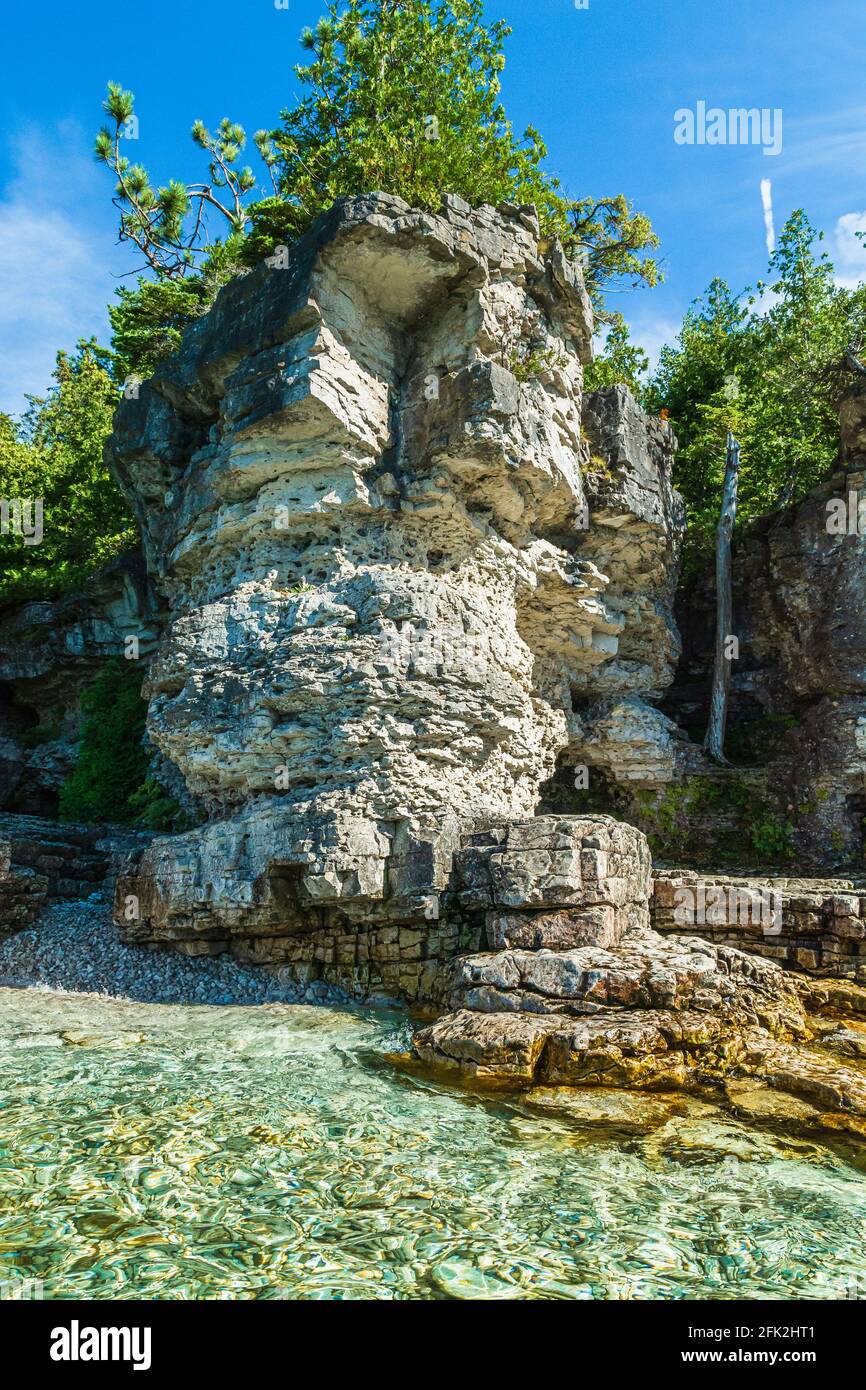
[{"xmin": 412, "ymin": 826, "xmax": 866, "ymax": 1139}]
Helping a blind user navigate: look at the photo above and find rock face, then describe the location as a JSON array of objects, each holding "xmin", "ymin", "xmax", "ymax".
[
  {"xmin": 0, "ymin": 840, "xmax": 48, "ymax": 938},
  {"xmin": 115, "ymin": 813, "xmax": 650, "ymax": 1001},
  {"xmin": 416, "ymin": 818, "xmax": 808, "ymax": 1085},
  {"xmin": 457, "ymin": 814, "xmax": 651, "ymax": 953},
  {"xmin": 0, "ymin": 552, "xmax": 159, "ymax": 817},
  {"xmin": 653, "ymin": 869, "xmax": 866, "ymax": 981},
  {"xmin": 108, "ymin": 193, "xmax": 684, "ymax": 980},
  {"xmin": 0, "ymin": 814, "xmax": 109, "ymax": 904},
  {"xmin": 669, "ymin": 382, "xmax": 866, "ymax": 871},
  {"xmin": 414, "ymin": 820, "xmax": 866, "ymax": 1131}
]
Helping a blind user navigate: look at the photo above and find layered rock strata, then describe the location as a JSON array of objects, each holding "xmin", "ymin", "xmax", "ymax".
[
  {"xmin": 413, "ymin": 820, "xmax": 866, "ymax": 1132},
  {"xmin": 0, "ymin": 814, "xmax": 109, "ymax": 904},
  {"xmin": 653, "ymin": 869, "xmax": 866, "ymax": 981},
  {"xmin": 115, "ymin": 814, "xmax": 649, "ymax": 1000},
  {"xmin": 0, "ymin": 840, "xmax": 48, "ymax": 938},
  {"xmin": 108, "ymin": 193, "xmax": 685, "ymax": 974}
]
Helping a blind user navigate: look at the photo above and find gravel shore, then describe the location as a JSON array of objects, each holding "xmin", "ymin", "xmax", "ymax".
[{"xmin": 0, "ymin": 896, "xmax": 352, "ymax": 1007}]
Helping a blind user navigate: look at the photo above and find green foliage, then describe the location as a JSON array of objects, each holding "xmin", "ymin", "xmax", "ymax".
[
  {"xmin": 95, "ymin": 83, "xmax": 256, "ymax": 280},
  {"xmin": 58, "ymin": 660, "xmax": 185, "ymax": 829},
  {"xmin": 97, "ymin": 3, "xmax": 660, "ymax": 377},
  {"xmin": 492, "ymin": 304, "xmax": 567, "ymax": 382},
  {"xmin": 109, "ymin": 274, "xmax": 218, "ymax": 385},
  {"xmin": 58, "ymin": 661, "xmax": 148, "ymax": 823},
  {"xmin": 633, "ymin": 775, "xmax": 794, "ymax": 865},
  {"xmin": 747, "ymin": 809, "xmax": 795, "ymax": 861},
  {"xmin": 0, "ymin": 342, "xmax": 135, "ymax": 608},
  {"xmin": 584, "ymin": 313, "xmax": 650, "ymax": 395},
  {"xmin": 251, "ymin": 0, "xmax": 659, "ymax": 316},
  {"xmin": 126, "ymin": 776, "xmax": 189, "ymax": 830},
  {"xmin": 646, "ymin": 211, "xmax": 866, "ymax": 564}
]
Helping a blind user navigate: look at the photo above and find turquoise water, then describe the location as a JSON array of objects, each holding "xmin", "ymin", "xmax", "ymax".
[{"xmin": 1, "ymin": 986, "xmax": 865, "ymax": 1301}]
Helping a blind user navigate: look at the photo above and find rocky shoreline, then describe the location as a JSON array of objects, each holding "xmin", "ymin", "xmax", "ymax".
[
  {"xmin": 2, "ymin": 193, "xmax": 866, "ymax": 1151},
  {"xmin": 0, "ymin": 897, "xmax": 351, "ymax": 1008}
]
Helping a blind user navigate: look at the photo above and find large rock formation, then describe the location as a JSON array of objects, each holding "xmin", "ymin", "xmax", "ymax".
[
  {"xmin": 108, "ymin": 192, "xmax": 685, "ymax": 987},
  {"xmin": 410, "ymin": 813, "xmax": 866, "ymax": 1136}
]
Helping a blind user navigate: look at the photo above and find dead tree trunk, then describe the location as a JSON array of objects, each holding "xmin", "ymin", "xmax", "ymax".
[{"xmin": 704, "ymin": 432, "xmax": 741, "ymax": 765}]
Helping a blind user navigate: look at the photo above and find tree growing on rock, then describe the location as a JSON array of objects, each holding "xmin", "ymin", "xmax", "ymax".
[{"xmin": 95, "ymin": 0, "xmax": 660, "ymax": 378}]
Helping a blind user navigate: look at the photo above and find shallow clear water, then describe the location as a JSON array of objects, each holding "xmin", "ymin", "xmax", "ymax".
[{"xmin": 1, "ymin": 986, "xmax": 865, "ymax": 1301}]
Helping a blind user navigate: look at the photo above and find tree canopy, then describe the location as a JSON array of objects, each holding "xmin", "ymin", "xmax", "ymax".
[
  {"xmin": 0, "ymin": 343, "xmax": 134, "ymax": 608},
  {"xmin": 95, "ymin": 0, "xmax": 661, "ymax": 379},
  {"xmin": 645, "ymin": 210, "xmax": 866, "ymax": 565}
]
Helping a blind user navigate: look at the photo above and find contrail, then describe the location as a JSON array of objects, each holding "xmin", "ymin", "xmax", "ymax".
[{"xmin": 761, "ymin": 178, "xmax": 775, "ymax": 255}]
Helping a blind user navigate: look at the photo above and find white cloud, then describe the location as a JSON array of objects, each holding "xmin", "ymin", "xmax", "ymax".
[
  {"xmin": 750, "ymin": 283, "xmax": 780, "ymax": 317},
  {"xmin": 780, "ymin": 105, "xmax": 866, "ymax": 176},
  {"xmin": 0, "ymin": 122, "xmax": 129, "ymax": 417},
  {"xmin": 833, "ymin": 209, "xmax": 866, "ymax": 290}
]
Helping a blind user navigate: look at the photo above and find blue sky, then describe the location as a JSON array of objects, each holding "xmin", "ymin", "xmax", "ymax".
[{"xmin": 2, "ymin": 0, "xmax": 865, "ymax": 414}]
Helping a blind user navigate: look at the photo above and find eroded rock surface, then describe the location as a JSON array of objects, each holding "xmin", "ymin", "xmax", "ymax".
[
  {"xmin": 653, "ymin": 868, "xmax": 866, "ymax": 980},
  {"xmin": 0, "ymin": 840, "xmax": 48, "ymax": 938},
  {"xmin": 108, "ymin": 194, "xmax": 683, "ymax": 973},
  {"xmin": 412, "ymin": 819, "xmax": 866, "ymax": 1133},
  {"xmin": 414, "ymin": 930, "xmax": 866, "ymax": 1136},
  {"xmin": 116, "ymin": 814, "xmax": 649, "ymax": 1002}
]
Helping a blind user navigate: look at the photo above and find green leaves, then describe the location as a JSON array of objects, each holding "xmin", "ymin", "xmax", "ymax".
[
  {"xmin": 108, "ymin": 277, "xmax": 213, "ymax": 383},
  {"xmin": 95, "ymin": 6, "xmax": 660, "ymax": 382},
  {"xmin": 58, "ymin": 661, "xmax": 186, "ymax": 829},
  {"xmin": 95, "ymin": 82, "xmax": 256, "ymax": 280},
  {"xmin": 647, "ymin": 211, "xmax": 866, "ymax": 567},
  {"xmin": 0, "ymin": 343, "xmax": 134, "ymax": 608},
  {"xmin": 584, "ymin": 314, "xmax": 650, "ymax": 396},
  {"xmin": 103, "ymin": 81, "xmax": 134, "ymax": 126},
  {"xmin": 557, "ymin": 196, "xmax": 661, "ymax": 316}
]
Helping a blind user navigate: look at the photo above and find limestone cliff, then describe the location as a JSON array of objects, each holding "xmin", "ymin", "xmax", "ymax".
[{"xmin": 107, "ymin": 192, "xmax": 684, "ymax": 989}]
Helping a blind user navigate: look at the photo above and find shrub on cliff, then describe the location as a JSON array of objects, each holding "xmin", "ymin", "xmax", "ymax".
[
  {"xmin": 0, "ymin": 343, "xmax": 135, "ymax": 608},
  {"xmin": 58, "ymin": 660, "xmax": 185, "ymax": 829},
  {"xmin": 95, "ymin": 1, "xmax": 660, "ymax": 377}
]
